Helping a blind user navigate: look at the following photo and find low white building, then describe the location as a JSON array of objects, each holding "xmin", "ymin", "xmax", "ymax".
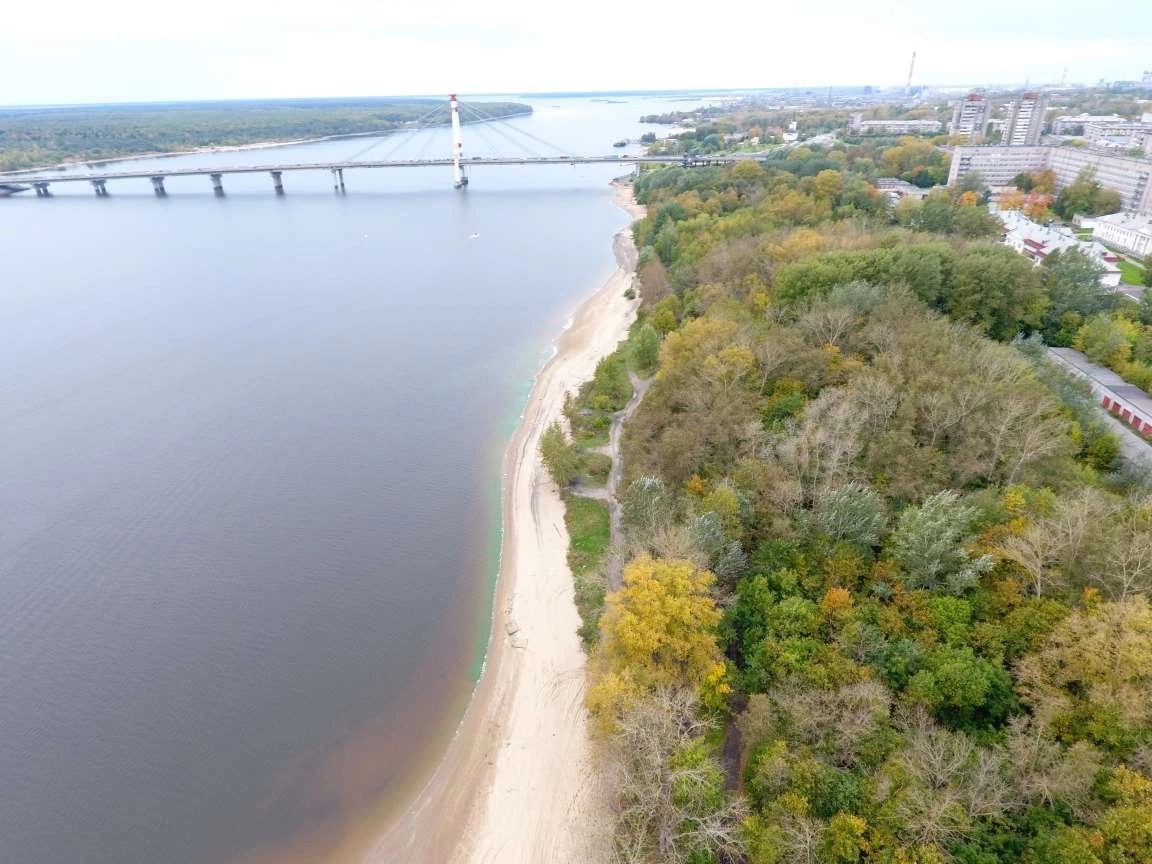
[
  {"xmin": 1094, "ymin": 212, "xmax": 1152, "ymax": 257},
  {"xmin": 849, "ymin": 114, "xmax": 943, "ymax": 135},
  {"xmin": 875, "ymin": 177, "xmax": 933, "ymax": 202},
  {"xmin": 997, "ymin": 209, "xmax": 1123, "ymax": 288},
  {"xmin": 1050, "ymin": 114, "xmax": 1129, "ymax": 135}
]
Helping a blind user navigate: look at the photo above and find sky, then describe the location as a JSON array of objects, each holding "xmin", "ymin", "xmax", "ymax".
[{"xmin": 2, "ymin": 0, "xmax": 1151, "ymax": 105}]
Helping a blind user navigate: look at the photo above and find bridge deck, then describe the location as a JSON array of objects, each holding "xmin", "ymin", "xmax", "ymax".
[{"xmin": 0, "ymin": 154, "xmax": 760, "ymax": 185}]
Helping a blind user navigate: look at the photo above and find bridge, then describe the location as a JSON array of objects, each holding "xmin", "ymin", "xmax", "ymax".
[{"xmin": 0, "ymin": 95, "xmax": 762, "ymax": 198}]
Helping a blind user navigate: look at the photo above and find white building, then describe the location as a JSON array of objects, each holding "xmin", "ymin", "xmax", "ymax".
[
  {"xmin": 1005, "ymin": 92, "xmax": 1047, "ymax": 146},
  {"xmin": 996, "ymin": 209, "xmax": 1123, "ymax": 288},
  {"xmin": 948, "ymin": 145, "xmax": 1152, "ymax": 214},
  {"xmin": 849, "ymin": 114, "xmax": 942, "ymax": 135},
  {"xmin": 1051, "ymin": 114, "xmax": 1128, "ymax": 135},
  {"xmin": 1084, "ymin": 121, "xmax": 1152, "ymax": 151},
  {"xmin": 1094, "ymin": 212, "xmax": 1152, "ymax": 257}
]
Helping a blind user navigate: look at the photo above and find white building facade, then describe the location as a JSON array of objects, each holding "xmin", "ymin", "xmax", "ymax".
[
  {"xmin": 948, "ymin": 145, "xmax": 1152, "ymax": 213},
  {"xmin": 1094, "ymin": 212, "xmax": 1152, "ymax": 257}
]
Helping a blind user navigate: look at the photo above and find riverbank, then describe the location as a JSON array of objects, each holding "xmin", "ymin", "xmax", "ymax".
[{"xmin": 359, "ymin": 179, "xmax": 646, "ymax": 863}]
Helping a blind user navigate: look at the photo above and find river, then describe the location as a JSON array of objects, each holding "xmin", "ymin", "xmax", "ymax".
[{"xmin": 0, "ymin": 92, "xmax": 723, "ymax": 864}]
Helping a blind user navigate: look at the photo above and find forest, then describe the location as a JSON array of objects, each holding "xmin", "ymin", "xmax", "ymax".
[
  {"xmin": 0, "ymin": 98, "xmax": 531, "ymax": 171},
  {"xmin": 542, "ymin": 141, "xmax": 1152, "ymax": 863}
]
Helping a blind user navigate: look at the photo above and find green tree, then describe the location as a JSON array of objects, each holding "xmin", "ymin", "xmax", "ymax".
[
  {"xmin": 954, "ymin": 204, "xmax": 1001, "ymax": 238},
  {"xmin": 946, "ymin": 244, "xmax": 1047, "ymax": 340},
  {"xmin": 1054, "ymin": 168, "xmax": 1123, "ymax": 219},
  {"xmin": 539, "ymin": 421, "xmax": 578, "ymax": 487},
  {"xmin": 1041, "ymin": 248, "xmax": 1110, "ymax": 345},
  {"xmin": 890, "ymin": 491, "xmax": 993, "ymax": 593},
  {"xmin": 1074, "ymin": 313, "xmax": 1135, "ymax": 368},
  {"xmin": 814, "ymin": 482, "xmax": 888, "ymax": 546},
  {"xmin": 630, "ymin": 322, "xmax": 661, "ymax": 375}
]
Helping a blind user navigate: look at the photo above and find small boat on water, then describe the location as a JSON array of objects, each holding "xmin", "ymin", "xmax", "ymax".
[{"xmin": 612, "ymin": 140, "xmax": 627, "ymax": 148}]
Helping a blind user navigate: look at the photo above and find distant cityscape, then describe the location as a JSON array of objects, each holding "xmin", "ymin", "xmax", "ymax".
[{"xmin": 650, "ymin": 73, "xmax": 1152, "ymax": 263}]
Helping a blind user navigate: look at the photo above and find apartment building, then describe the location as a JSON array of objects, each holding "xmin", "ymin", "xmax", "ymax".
[
  {"xmin": 1004, "ymin": 92, "xmax": 1047, "ymax": 146},
  {"xmin": 949, "ymin": 145, "xmax": 1152, "ymax": 213},
  {"xmin": 950, "ymin": 93, "xmax": 989, "ymax": 142}
]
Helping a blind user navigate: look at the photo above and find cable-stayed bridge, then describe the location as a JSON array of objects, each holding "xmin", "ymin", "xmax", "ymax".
[{"xmin": 0, "ymin": 95, "xmax": 762, "ymax": 198}]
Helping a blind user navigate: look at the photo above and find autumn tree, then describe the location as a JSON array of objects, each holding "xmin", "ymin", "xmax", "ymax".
[
  {"xmin": 587, "ymin": 556, "xmax": 730, "ymax": 731},
  {"xmin": 1016, "ymin": 596, "xmax": 1152, "ymax": 752}
]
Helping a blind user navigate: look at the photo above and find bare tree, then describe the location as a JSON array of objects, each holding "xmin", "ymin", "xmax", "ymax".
[
  {"xmin": 797, "ymin": 301, "xmax": 859, "ymax": 349},
  {"xmin": 1099, "ymin": 496, "xmax": 1152, "ymax": 599},
  {"xmin": 606, "ymin": 689, "xmax": 748, "ymax": 864},
  {"xmin": 880, "ymin": 709, "xmax": 1009, "ymax": 850},
  {"xmin": 1003, "ymin": 716, "xmax": 1101, "ymax": 819}
]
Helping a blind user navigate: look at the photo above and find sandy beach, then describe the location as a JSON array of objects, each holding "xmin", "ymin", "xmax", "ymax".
[{"xmin": 359, "ymin": 180, "xmax": 646, "ymax": 864}]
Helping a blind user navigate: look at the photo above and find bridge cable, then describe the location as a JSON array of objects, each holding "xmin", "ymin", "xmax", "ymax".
[
  {"xmin": 459, "ymin": 105, "xmax": 554, "ymax": 159},
  {"xmin": 463, "ymin": 110, "xmax": 547, "ymax": 159},
  {"xmin": 344, "ymin": 103, "xmax": 449, "ymax": 162},
  {"xmin": 463, "ymin": 122, "xmax": 508, "ymax": 159},
  {"xmin": 352, "ymin": 110, "xmax": 446, "ymax": 164},
  {"xmin": 461, "ymin": 103, "xmax": 573, "ymax": 157}
]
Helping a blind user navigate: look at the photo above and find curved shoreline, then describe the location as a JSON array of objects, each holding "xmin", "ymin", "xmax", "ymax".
[{"xmin": 357, "ymin": 180, "xmax": 645, "ymax": 863}]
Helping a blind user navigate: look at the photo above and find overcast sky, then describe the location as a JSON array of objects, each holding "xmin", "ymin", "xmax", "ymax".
[{"xmin": 3, "ymin": 0, "xmax": 1150, "ymax": 105}]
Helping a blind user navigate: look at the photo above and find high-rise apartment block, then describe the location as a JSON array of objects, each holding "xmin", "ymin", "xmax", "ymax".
[
  {"xmin": 951, "ymin": 93, "xmax": 990, "ymax": 141},
  {"xmin": 1005, "ymin": 92, "xmax": 1047, "ymax": 146}
]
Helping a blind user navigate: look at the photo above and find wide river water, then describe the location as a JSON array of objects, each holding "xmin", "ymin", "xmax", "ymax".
[{"xmin": 0, "ymin": 94, "xmax": 722, "ymax": 863}]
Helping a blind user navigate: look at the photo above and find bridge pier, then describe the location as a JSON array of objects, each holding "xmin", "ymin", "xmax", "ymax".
[
  {"xmin": 331, "ymin": 168, "xmax": 345, "ymax": 194},
  {"xmin": 91, "ymin": 179, "xmax": 108, "ymax": 197},
  {"xmin": 150, "ymin": 176, "xmax": 167, "ymax": 197},
  {"xmin": 33, "ymin": 182, "xmax": 51, "ymax": 197},
  {"xmin": 210, "ymin": 173, "xmax": 224, "ymax": 197},
  {"xmin": 270, "ymin": 171, "xmax": 284, "ymax": 195}
]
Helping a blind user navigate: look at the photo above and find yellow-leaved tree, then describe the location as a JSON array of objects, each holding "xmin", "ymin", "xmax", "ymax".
[{"xmin": 587, "ymin": 555, "xmax": 730, "ymax": 733}]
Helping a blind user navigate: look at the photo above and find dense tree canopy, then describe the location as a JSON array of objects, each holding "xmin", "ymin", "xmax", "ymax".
[{"xmin": 585, "ymin": 152, "xmax": 1152, "ymax": 863}]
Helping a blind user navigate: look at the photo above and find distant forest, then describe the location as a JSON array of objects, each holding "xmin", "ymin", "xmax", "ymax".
[{"xmin": 0, "ymin": 98, "xmax": 531, "ymax": 171}]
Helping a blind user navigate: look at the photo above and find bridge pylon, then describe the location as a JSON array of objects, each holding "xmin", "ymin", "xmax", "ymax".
[{"xmin": 450, "ymin": 94, "xmax": 468, "ymax": 189}]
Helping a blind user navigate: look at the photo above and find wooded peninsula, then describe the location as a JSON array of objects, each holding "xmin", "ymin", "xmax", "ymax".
[
  {"xmin": 0, "ymin": 98, "xmax": 531, "ymax": 171},
  {"xmin": 542, "ymin": 132, "xmax": 1152, "ymax": 864}
]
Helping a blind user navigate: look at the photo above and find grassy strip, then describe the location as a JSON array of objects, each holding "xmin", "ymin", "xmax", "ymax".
[
  {"xmin": 562, "ymin": 493, "xmax": 611, "ymax": 648},
  {"xmin": 1118, "ymin": 259, "xmax": 1146, "ymax": 286}
]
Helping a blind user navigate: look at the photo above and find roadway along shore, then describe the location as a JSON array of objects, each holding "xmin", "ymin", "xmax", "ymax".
[{"xmin": 359, "ymin": 179, "xmax": 646, "ymax": 864}]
